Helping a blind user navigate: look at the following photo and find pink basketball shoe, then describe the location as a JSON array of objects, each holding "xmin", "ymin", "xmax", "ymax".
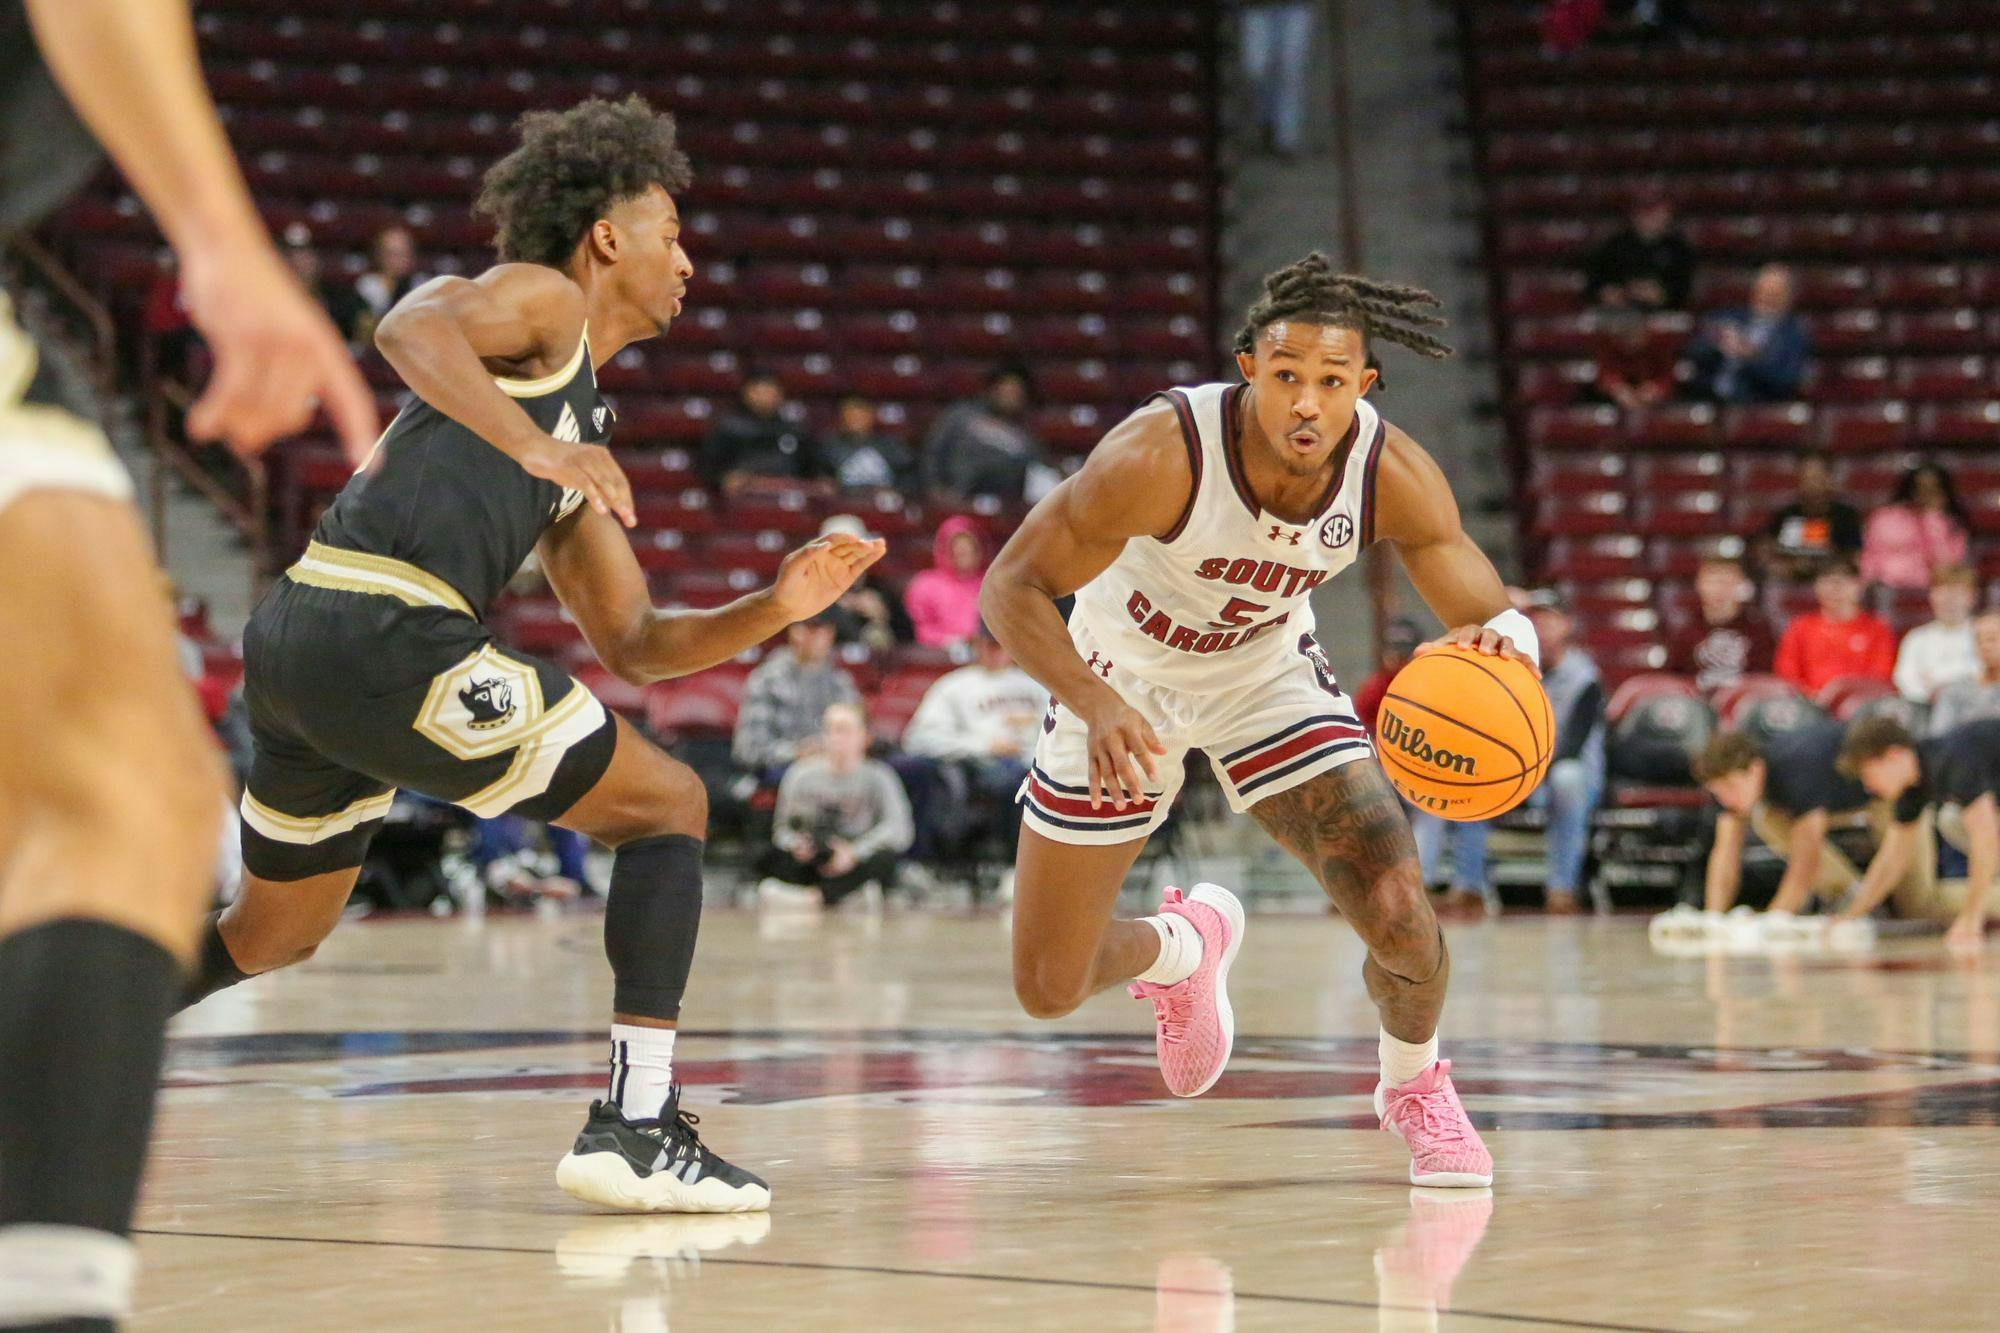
[
  {"xmin": 1129, "ymin": 884, "xmax": 1244, "ymax": 1098},
  {"xmin": 1372, "ymin": 1060, "xmax": 1494, "ymax": 1187}
]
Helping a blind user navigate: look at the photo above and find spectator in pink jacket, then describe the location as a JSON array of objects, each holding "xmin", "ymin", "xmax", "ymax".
[
  {"xmin": 905, "ymin": 516, "xmax": 987, "ymax": 647},
  {"xmin": 1861, "ymin": 462, "xmax": 1971, "ymax": 591}
]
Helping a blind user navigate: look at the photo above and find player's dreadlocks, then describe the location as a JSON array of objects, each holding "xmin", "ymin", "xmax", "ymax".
[
  {"xmin": 476, "ymin": 95, "xmax": 693, "ymax": 267},
  {"xmin": 1231, "ymin": 253, "xmax": 1454, "ymax": 362}
]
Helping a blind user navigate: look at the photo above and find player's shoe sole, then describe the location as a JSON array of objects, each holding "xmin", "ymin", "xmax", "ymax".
[{"xmin": 556, "ymin": 1147, "xmax": 771, "ymax": 1214}]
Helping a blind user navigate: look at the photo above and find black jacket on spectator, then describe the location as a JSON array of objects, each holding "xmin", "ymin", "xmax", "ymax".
[
  {"xmin": 819, "ymin": 428, "xmax": 920, "ymax": 493},
  {"xmin": 1584, "ymin": 225, "xmax": 1694, "ymax": 308},
  {"xmin": 923, "ymin": 399, "xmax": 1043, "ymax": 500},
  {"xmin": 700, "ymin": 409, "xmax": 816, "ymax": 488}
]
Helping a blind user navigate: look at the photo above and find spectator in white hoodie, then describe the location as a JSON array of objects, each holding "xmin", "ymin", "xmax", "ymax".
[
  {"xmin": 1894, "ymin": 563, "xmax": 1980, "ymax": 705},
  {"xmin": 898, "ymin": 623, "xmax": 1048, "ymax": 865}
]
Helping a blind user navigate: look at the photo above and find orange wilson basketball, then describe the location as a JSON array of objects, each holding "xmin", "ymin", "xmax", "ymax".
[{"xmin": 1376, "ymin": 645, "xmax": 1554, "ymax": 821}]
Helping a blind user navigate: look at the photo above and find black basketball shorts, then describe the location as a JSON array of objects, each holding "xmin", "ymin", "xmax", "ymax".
[{"xmin": 237, "ymin": 542, "xmax": 617, "ymax": 880}]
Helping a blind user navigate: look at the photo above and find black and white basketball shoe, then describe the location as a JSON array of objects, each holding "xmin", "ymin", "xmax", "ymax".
[{"xmin": 556, "ymin": 1086, "xmax": 771, "ymax": 1214}]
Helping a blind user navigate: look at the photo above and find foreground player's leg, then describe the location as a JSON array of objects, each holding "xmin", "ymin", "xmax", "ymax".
[
  {"xmin": 1009, "ymin": 828, "xmax": 1245, "ymax": 1097},
  {"xmin": 0, "ymin": 494, "xmax": 226, "ymax": 1333},
  {"xmin": 551, "ymin": 715, "xmax": 768, "ymax": 1214},
  {"xmin": 1251, "ymin": 762, "xmax": 1492, "ymax": 1187}
]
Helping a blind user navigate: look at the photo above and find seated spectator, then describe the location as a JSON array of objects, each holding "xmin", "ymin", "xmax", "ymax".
[
  {"xmin": 906, "ymin": 516, "xmax": 987, "ymax": 648},
  {"xmin": 1353, "ymin": 618, "xmax": 1423, "ymax": 734},
  {"xmin": 282, "ymin": 223, "xmax": 366, "ymax": 346},
  {"xmin": 1928, "ymin": 611, "xmax": 2000, "ymax": 737},
  {"xmin": 1410, "ymin": 592, "xmax": 1605, "ymax": 915},
  {"xmin": 818, "ymin": 392, "xmax": 919, "ymax": 494},
  {"xmin": 898, "ymin": 624, "xmax": 1048, "ymax": 864},
  {"xmin": 1665, "ymin": 554, "xmax": 1775, "ymax": 695},
  {"xmin": 817, "ymin": 515, "xmax": 911, "ymax": 652},
  {"xmin": 1895, "ymin": 564, "xmax": 1980, "ymax": 705},
  {"xmin": 757, "ymin": 702, "xmax": 913, "ymax": 911},
  {"xmin": 1758, "ymin": 450, "xmax": 1864, "ymax": 580},
  {"xmin": 700, "ymin": 371, "xmax": 817, "ymax": 493},
  {"xmin": 353, "ymin": 224, "xmax": 425, "ymax": 341},
  {"xmin": 1836, "ymin": 715, "xmax": 2000, "ymax": 951},
  {"xmin": 923, "ymin": 363, "xmax": 1050, "ymax": 502},
  {"xmin": 730, "ymin": 614, "xmax": 858, "ymax": 783},
  {"xmin": 1693, "ymin": 724, "xmax": 1900, "ymax": 919},
  {"xmin": 1685, "ymin": 263, "xmax": 1809, "ymax": 404},
  {"xmin": 1861, "ymin": 462, "xmax": 1971, "ymax": 592},
  {"xmin": 1583, "ymin": 189, "xmax": 1693, "ymax": 311},
  {"xmin": 1583, "ymin": 308, "xmax": 1677, "ymax": 412},
  {"xmin": 1775, "ymin": 558, "xmax": 1896, "ymax": 695}
]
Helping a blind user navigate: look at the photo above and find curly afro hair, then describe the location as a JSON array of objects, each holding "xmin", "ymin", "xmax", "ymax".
[
  {"xmin": 475, "ymin": 95, "xmax": 693, "ymax": 267},
  {"xmin": 1232, "ymin": 253, "xmax": 1453, "ymax": 361}
]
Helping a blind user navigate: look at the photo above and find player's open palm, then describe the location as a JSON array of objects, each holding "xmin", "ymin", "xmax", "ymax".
[
  {"xmin": 771, "ymin": 534, "xmax": 888, "ymax": 620},
  {"xmin": 522, "ymin": 438, "xmax": 637, "ymax": 528},
  {"xmin": 1080, "ymin": 695, "xmax": 1166, "ymax": 811},
  {"xmin": 179, "ymin": 240, "xmax": 379, "ymax": 464}
]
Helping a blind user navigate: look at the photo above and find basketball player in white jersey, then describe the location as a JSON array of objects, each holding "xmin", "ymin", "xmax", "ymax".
[{"xmin": 982, "ymin": 256, "xmax": 1539, "ymax": 1187}]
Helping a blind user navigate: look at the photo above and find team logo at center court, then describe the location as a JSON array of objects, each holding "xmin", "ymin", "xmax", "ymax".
[
  {"xmin": 1268, "ymin": 524, "xmax": 1302, "ymax": 545},
  {"xmin": 1320, "ymin": 513, "xmax": 1355, "ymax": 549},
  {"xmin": 415, "ymin": 645, "xmax": 547, "ymax": 760},
  {"xmin": 459, "ymin": 677, "xmax": 516, "ymax": 730}
]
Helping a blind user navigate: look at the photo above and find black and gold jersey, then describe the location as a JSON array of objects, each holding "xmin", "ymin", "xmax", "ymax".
[
  {"xmin": 0, "ymin": 4, "xmax": 101, "ymax": 234},
  {"xmin": 310, "ymin": 327, "xmax": 613, "ymax": 619}
]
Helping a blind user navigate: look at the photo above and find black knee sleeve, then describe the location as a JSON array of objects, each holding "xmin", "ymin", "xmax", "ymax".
[
  {"xmin": 603, "ymin": 833, "xmax": 704, "ymax": 1021},
  {"xmin": 0, "ymin": 918, "xmax": 181, "ymax": 1234}
]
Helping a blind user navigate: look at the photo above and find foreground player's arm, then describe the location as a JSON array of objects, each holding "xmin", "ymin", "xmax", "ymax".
[
  {"xmin": 25, "ymin": 0, "xmax": 375, "ymax": 458},
  {"xmin": 980, "ymin": 400, "xmax": 1187, "ymax": 807},
  {"xmin": 1835, "ymin": 818, "xmax": 1918, "ymax": 922},
  {"xmin": 1767, "ymin": 808, "xmax": 1828, "ymax": 915},
  {"xmin": 1703, "ymin": 811, "xmax": 1747, "ymax": 913},
  {"xmin": 1948, "ymin": 794, "xmax": 1997, "ymax": 952},
  {"xmin": 538, "ymin": 507, "xmax": 885, "ymax": 685},
  {"xmin": 1372, "ymin": 425, "xmax": 1539, "ymax": 675},
  {"xmin": 375, "ymin": 265, "xmax": 636, "ymax": 526}
]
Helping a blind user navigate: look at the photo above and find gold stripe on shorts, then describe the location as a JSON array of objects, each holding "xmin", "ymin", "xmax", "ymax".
[{"xmin": 287, "ymin": 541, "xmax": 475, "ymax": 618}]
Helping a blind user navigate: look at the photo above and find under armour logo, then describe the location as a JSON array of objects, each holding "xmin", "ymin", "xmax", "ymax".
[
  {"xmin": 1268, "ymin": 525, "xmax": 1302, "ymax": 545},
  {"xmin": 1085, "ymin": 652, "xmax": 1114, "ymax": 678}
]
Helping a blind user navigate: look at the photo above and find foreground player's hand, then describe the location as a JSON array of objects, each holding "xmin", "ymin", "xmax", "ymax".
[
  {"xmin": 771, "ymin": 534, "xmax": 888, "ymax": 620},
  {"xmin": 1946, "ymin": 910, "xmax": 1985, "ymax": 954},
  {"xmin": 1418, "ymin": 625, "xmax": 1542, "ymax": 679},
  {"xmin": 179, "ymin": 239, "xmax": 379, "ymax": 463},
  {"xmin": 1079, "ymin": 695, "xmax": 1166, "ymax": 812},
  {"xmin": 522, "ymin": 437, "xmax": 636, "ymax": 528}
]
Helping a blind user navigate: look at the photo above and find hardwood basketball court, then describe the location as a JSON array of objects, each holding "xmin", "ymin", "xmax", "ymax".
[{"xmin": 145, "ymin": 908, "xmax": 2000, "ymax": 1330}]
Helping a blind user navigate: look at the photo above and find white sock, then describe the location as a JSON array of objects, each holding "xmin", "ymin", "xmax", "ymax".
[
  {"xmin": 1134, "ymin": 913, "xmax": 1204, "ymax": 986},
  {"xmin": 608, "ymin": 1023, "xmax": 677, "ymax": 1120},
  {"xmin": 0, "ymin": 1224, "xmax": 137, "ymax": 1323},
  {"xmin": 1379, "ymin": 1028, "xmax": 1440, "ymax": 1087}
]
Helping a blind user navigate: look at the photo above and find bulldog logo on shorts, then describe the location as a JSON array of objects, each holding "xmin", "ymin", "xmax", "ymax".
[
  {"xmin": 459, "ymin": 677, "xmax": 516, "ymax": 730},
  {"xmin": 415, "ymin": 646, "xmax": 546, "ymax": 760}
]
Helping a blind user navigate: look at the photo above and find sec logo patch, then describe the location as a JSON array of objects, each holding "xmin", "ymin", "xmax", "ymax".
[{"xmin": 1319, "ymin": 513, "xmax": 1354, "ymax": 549}]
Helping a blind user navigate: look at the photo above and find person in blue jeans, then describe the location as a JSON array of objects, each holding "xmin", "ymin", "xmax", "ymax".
[{"xmin": 1411, "ymin": 591, "xmax": 1606, "ymax": 915}]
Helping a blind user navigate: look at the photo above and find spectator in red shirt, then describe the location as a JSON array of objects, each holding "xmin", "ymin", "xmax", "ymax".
[
  {"xmin": 1353, "ymin": 618, "xmax": 1423, "ymax": 734},
  {"xmin": 1665, "ymin": 555, "xmax": 1775, "ymax": 695},
  {"xmin": 1774, "ymin": 558, "xmax": 1897, "ymax": 696},
  {"xmin": 1583, "ymin": 308, "xmax": 1678, "ymax": 412}
]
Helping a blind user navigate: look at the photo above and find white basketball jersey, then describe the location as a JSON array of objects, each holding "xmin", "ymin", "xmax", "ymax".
[{"xmin": 1069, "ymin": 382, "xmax": 1385, "ymax": 693}]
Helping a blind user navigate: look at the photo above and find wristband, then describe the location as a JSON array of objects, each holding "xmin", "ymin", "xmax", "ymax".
[{"xmin": 1484, "ymin": 608, "xmax": 1540, "ymax": 669}]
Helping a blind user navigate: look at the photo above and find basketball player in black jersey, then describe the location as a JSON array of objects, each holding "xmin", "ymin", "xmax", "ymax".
[
  {"xmin": 171, "ymin": 97, "xmax": 883, "ymax": 1214},
  {"xmin": 1, "ymin": 3, "xmax": 375, "ymax": 1329}
]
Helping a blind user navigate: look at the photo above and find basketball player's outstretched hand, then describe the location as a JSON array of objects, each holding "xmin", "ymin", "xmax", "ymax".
[
  {"xmin": 179, "ymin": 241, "xmax": 379, "ymax": 464},
  {"xmin": 771, "ymin": 534, "xmax": 889, "ymax": 620},
  {"xmin": 522, "ymin": 438, "xmax": 637, "ymax": 528},
  {"xmin": 1081, "ymin": 697, "xmax": 1166, "ymax": 811},
  {"xmin": 1421, "ymin": 624, "xmax": 1543, "ymax": 679}
]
